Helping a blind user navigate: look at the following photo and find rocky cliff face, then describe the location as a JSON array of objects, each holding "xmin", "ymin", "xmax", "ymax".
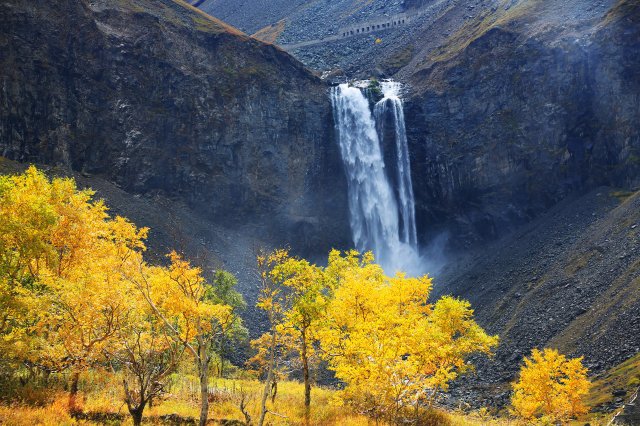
[
  {"xmin": 404, "ymin": 0, "xmax": 640, "ymax": 248},
  {"xmin": 0, "ymin": 0, "xmax": 349, "ymax": 253}
]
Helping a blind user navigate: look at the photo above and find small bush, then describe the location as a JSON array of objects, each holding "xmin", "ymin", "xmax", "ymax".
[
  {"xmin": 402, "ymin": 407, "xmax": 452, "ymax": 426},
  {"xmin": 512, "ymin": 348, "xmax": 590, "ymax": 422}
]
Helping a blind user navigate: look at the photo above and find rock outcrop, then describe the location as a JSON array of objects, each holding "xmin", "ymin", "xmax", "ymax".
[
  {"xmin": 0, "ymin": 0, "xmax": 349, "ymax": 253},
  {"xmin": 405, "ymin": 0, "xmax": 640, "ymax": 248}
]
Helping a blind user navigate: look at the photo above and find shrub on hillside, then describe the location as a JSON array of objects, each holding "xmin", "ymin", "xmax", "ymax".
[{"xmin": 511, "ymin": 348, "xmax": 590, "ymax": 423}]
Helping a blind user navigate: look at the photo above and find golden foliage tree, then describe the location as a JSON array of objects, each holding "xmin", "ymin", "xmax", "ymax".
[
  {"xmin": 0, "ymin": 167, "xmax": 239, "ymax": 425},
  {"xmin": 128, "ymin": 253, "xmax": 235, "ymax": 426},
  {"xmin": 319, "ymin": 250, "xmax": 498, "ymax": 424},
  {"xmin": 0, "ymin": 167, "xmax": 148, "ymax": 412},
  {"xmin": 107, "ymin": 288, "xmax": 184, "ymax": 426},
  {"xmin": 254, "ymin": 248, "xmax": 291, "ymax": 426},
  {"xmin": 511, "ymin": 348, "xmax": 590, "ymax": 423},
  {"xmin": 272, "ymin": 255, "xmax": 326, "ymax": 422},
  {"xmin": 251, "ymin": 252, "xmax": 327, "ymax": 424}
]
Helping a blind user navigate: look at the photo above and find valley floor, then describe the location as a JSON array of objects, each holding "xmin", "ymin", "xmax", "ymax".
[
  {"xmin": 0, "ymin": 376, "xmax": 472, "ymax": 425},
  {"xmin": 0, "ymin": 374, "xmax": 617, "ymax": 425}
]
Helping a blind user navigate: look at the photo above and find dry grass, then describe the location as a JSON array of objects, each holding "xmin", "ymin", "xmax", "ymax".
[
  {"xmin": 0, "ymin": 376, "xmax": 374, "ymax": 425},
  {"xmin": 184, "ymin": 378, "xmax": 372, "ymax": 425},
  {"xmin": 252, "ymin": 20, "xmax": 286, "ymax": 44},
  {"xmin": 1, "ymin": 367, "xmax": 621, "ymax": 425},
  {"xmin": 611, "ymin": 190, "xmax": 636, "ymax": 201},
  {"xmin": 0, "ymin": 375, "xmax": 618, "ymax": 425},
  {"xmin": 171, "ymin": 0, "xmax": 245, "ymax": 36},
  {"xmin": 0, "ymin": 394, "xmax": 80, "ymax": 426},
  {"xmin": 429, "ymin": 0, "xmax": 541, "ymax": 63},
  {"xmin": 449, "ymin": 411, "xmax": 517, "ymax": 425},
  {"xmin": 563, "ymin": 250, "xmax": 594, "ymax": 275}
]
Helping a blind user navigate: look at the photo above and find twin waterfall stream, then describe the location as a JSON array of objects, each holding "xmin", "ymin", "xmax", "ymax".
[{"xmin": 331, "ymin": 81, "xmax": 423, "ymax": 275}]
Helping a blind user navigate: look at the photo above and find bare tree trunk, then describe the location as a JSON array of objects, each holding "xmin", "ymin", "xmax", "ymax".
[
  {"xmin": 123, "ymin": 379, "xmax": 147, "ymax": 426},
  {"xmin": 220, "ymin": 337, "xmax": 226, "ymax": 378},
  {"xmin": 301, "ymin": 327, "xmax": 311, "ymax": 425},
  {"xmin": 198, "ymin": 344, "xmax": 210, "ymax": 426},
  {"xmin": 130, "ymin": 403, "xmax": 146, "ymax": 426},
  {"xmin": 239, "ymin": 389, "xmax": 253, "ymax": 426},
  {"xmin": 258, "ymin": 331, "xmax": 277, "ymax": 426},
  {"xmin": 270, "ymin": 379, "xmax": 278, "ymax": 404},
  {"xmin": 68, "ymin": 369, "xmax": 81, "ymax": 415}
]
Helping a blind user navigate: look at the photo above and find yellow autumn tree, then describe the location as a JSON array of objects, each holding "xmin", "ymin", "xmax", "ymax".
[
  {"xmin": 267, "ymin": 254, "xmax": 327, "ymax": 423},
  {"xmin": 0, "ymin": 167, "xmax": 147, "ymax": 412},
  {"xmin": 128, "ymin": 253, "xmax": 235, "ymax": 426},
  {"xmin": 252, "ymin": 250, "xmax": 329, "ymax": 425},
  {"xmin": 319, "ymin": 250, "xmax": 498, "ymax": 424},
  {"xmin": 254, "ymin": 248, "xmax": 291, "ymax": 426},
  {"xmin": 511, "ymin": 348, "xmax": 590, "ymax": 423},
  {"xmin": 0, "ymin": 167, "xmax": 59, "ymax": 368},
  {"xmin": 247, "ymin": 330, "xmax": 290, "ymax": 404},
  {"xmin": 104, "ymin": 279, "xmax": 184, "ymax": 426},
  {"xmin": 0, "ymin": 167, "xmax": 239, "ymax": 425}
]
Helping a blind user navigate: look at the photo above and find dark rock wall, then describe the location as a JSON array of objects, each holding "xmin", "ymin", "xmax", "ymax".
[
  {"xmin": 0, "ymin": 0, "xmax": 350, "ymax": 253},
  {"xmin": 405, "ymin": 2, "xmax": 640, "ymax": 249}
]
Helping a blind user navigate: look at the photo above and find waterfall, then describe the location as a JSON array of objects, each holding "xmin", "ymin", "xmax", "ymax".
[
  {"xmin": 331, "ymin": 82, "xmax": 422, "ymax": 275},
  {"xmin": 374, "ymin": 81, "xmax": 418, "ymax": 248}
]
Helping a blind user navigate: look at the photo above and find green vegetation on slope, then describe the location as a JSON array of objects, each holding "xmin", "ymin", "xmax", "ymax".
[{"xmin": 587, "ymin": 353, "xmax": 640, "ymax": 409}]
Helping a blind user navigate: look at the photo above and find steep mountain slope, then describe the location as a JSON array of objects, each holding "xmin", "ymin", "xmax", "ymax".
[
  {"xmin": 195, "ymin": 0, "xmax": 529, "ymax": 77},
  {"xmin": 0, "ymin": 0, "xmax": 350, "ymax": 254},
  {"xmin": 196, "ymin": 0, "xmax": 407, "ymax": 46},
  {"xmin": 436, "ymin": 186, "xmax": 640, "ymax": 410},
  {"xmin": 404, "ymin": 3, "xmax": 640, "ymax": 406},
  {"xmin": 404, "ymin": 0, "xmax": 640, "ymax": 248}
]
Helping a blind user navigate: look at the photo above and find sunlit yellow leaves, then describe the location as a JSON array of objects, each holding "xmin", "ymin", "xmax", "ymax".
[
  {"xmin": 256, "ymin": 248, "xmax": 290, "ymax": 315},
  {"xmin": 133, "ymin": 253, "xmax": 234, "ymax": 351},
  {"xmin": 511, "ymin": 348, "xmax": 590, "ymax": 423},
  {"xmin": 0, "ymin": 167, "xmax": 235, "ymax": 425},
  {"xmin": 0, "ymin": 167, "xmax": 236, "ymax": 395},
  {"xmin": 319, "ymin": 250, "xmax": 498, "ymax": 422},
  {"xmin": 253, "ymin": 249, "xmax": 498, "ymax": 424},
  {"xmin": 0, "ymin": 167, "xmax": 147, "ymax": 370}
]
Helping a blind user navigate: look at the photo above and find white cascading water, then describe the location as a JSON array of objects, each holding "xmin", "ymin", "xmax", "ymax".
[
  {"xmin": 331, "ymin": 82, "xmax": 422, "ymax": 275},
  {"xmin": 374, "ymin": 81, "xmax": 418, "ymax": 248}
]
